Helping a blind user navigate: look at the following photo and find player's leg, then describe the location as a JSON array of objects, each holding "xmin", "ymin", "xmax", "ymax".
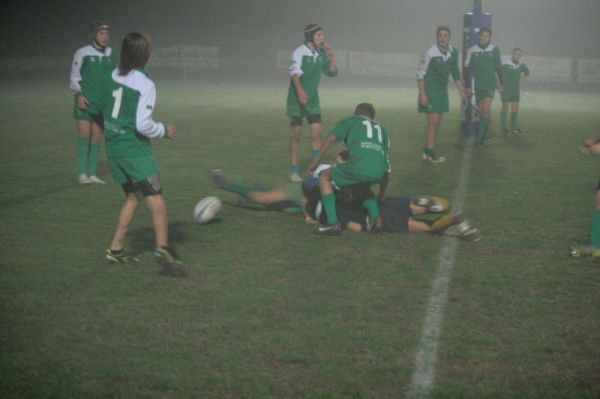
[
  {"xmin": 104, "ymin": 180, "xmax": 141, "ymax": 264},
  {"xmin": 137, "ymin": 177, "xmax": 188, "ymax": 277},
  {"xmin": 307, "ymin": 115, "xmax": 323, "ymax": 161},
  {"xmin": 289, "ymin": 117, "xmax": 303, "ymax": 182},
  {"xmin": 477, "ymin": 96, "xmax": 493, "ymax": 146},
  {"xmin": 76, "ymin": 119, "xmax": 92, "ymax": 183},
  {"xmin": 87, "ymin": 119, "xmax": 105, "ymax": 183},
  {"xmin": 510, "ymin": 101, "xmax": 521, "ymax": 133},
  {"xmin": 315, "ymin": 169, "xmax": 341, "ymax": 234},
  {"xmin": 108, "ymin": 190, "xmax": 141, "ymax": 250},
  {"xmin": 500, "ymin": 101, "xmax": 509, "ymax": 133},
  {"xmin": 424, "ymin": 113, "xmax": 445, "ymax": 162}
]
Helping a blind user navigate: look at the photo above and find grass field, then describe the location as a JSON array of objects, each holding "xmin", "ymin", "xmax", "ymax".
[{"xmin": 0, "ymin": 74, "xmax": 599, "ymax": 398}]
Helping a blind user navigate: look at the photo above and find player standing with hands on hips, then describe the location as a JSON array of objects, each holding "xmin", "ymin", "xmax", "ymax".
[
  {"xmin": 417, "ymin": 26, "xmax": 466, "ymax": 163},
  {"xmin": 86, "ymin": 32, "xmax": 188, "ymax": 277},
  {"xmin": 465, "ymin": 27, "xmax": 504, "ymax": 148},
  {"xmin": 287, "ymin": 24, "xmax": 338, "ymax": 182},
  {"xmin": 70, "ymin": 20, "xmax": 117, "ymax": 184}
]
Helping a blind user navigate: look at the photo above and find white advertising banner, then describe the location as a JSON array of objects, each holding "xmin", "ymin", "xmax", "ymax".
[
  {"xmin": 521, "ymin": 55, "xmax": 571, "ymax": 82},
  {"xmin": 348, "ymin": 51, "xmax": 419, "ymax": 78},
  {"xmin": 148, "ymin": 45, "xmax": 219, "ymax": 70},
  {"xmin": 577, "ymin": 58, "xmax": 600, "ymax": 84}
]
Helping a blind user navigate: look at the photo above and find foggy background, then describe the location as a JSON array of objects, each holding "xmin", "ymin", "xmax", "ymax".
[{"xmin": 1, "ymin": 0, "xmax": 599, "ymax": 74}]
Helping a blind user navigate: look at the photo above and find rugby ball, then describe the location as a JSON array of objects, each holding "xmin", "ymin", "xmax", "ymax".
[{"xmin": 194, "ymin": 196, "xmax": 222, "ymax": 224}]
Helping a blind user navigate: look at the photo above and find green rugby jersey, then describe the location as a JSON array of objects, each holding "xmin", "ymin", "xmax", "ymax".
[
  {"xmin": 465, "ymin": 44, "xmax": 502, "ymax": 90},
  {"xmin": 70, "ymin": 44, "xmax": 117, "ymax": 97},
  {"xmin": 417, "ymin": 44, "xmax": 461, "ymax": 88},
  {"xmin": 502, "ymin": 59, "xmax": 529, "ymax": 90},
  {"xmin": 330, "ymin": 115, "xmax": 391, "ymax": 176},
  {"xmin": 87, "ymin": 68, "xmax": 167, "ymax": 159},
  {"xmin": 286, "ymin": 43, "xmax": 337, "ymax": 112}
]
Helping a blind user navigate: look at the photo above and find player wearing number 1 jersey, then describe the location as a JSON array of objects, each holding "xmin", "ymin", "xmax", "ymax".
[
  {"xmin": 87, "ymin": 32, "xmax": 187, "ymax": 277},
  {"xmin": 309, "ymin": 103, "xmax": 391, "ymax": 235}
]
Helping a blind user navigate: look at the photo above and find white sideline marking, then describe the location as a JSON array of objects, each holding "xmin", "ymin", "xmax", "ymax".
[{"xmin": 406, "ymin": 136, "xmax": 475, "ymax": 399}]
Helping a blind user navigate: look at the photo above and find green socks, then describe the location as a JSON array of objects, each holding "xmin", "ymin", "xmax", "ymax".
[
  {"xmin": 362, "ymin": 198, "xmax": 380, "ymax": 221},
  {"xmin": 77, "ymin": 136, "xmax": 90, "ymax": 175},
  {"xmin": 311, "ymin": 149, "xmax": 320, "ymax": 161},
  {"xmin": 322, "ymin": 192, "xmax": 338, "ymax": 224},
  {"xmin": 592, "ymin": 209, "xmax": 600, "ymax": 248},
  {"xmin": 500, "ymin": 112, "xmax": 507, "ymax": 129},
  {"xmin": 510, "ymin": 112, "xmax": 518, "ymax": 130},
  {"xmin": 290, "ymin": 164, "xmax": 300, "ymax": 174},
  {"xmin": 478, "ymin": 116, "xmax": 490, "ymax": 141},
  {"xmin": 221, "ymin": 182, "xmax": 256, "ymax": 197},
  {"xmin": 88, "ymin": 142, "xmax": 100, "ymax": 176},
  {"xmin": 424, "ymin": 147, "xmax": 435, "ymax": 157}
]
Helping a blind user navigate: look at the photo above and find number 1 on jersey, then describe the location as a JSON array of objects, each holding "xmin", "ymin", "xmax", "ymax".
[
  {"xmin": 111, "ymin": 87, "xmax": 123, "ymax": 119},
  {"xmin": 362, "ymin": 120, "xmax": 382, "ymax": 143}
]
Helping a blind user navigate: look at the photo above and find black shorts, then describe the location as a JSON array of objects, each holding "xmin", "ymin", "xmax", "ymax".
[
  {"xmin": 379, "ymin": 197, "xmax": 413, "ymax": 234},
  {"xmin": 290, "ymin": 113, "xmax": 322, "ymax": 127},
  {"xmin": 121, "ymin": 174, "xmax": 163, "ymax": 197}
]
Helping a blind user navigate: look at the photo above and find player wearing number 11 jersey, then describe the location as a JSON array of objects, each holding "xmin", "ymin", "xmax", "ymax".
[
  {"xmin": 309, "ymin": 103, "xmax": 391, "ymax": 234},
  {"xmin": 87, "ymin": 32, "xmax": 188, "ymax": 277}
]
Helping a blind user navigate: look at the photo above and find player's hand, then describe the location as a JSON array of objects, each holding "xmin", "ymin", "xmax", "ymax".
[
  {"xmin": 497, "ymin": 84, "xmax": 504, "ymax": 94},
  {"xmin": 418, "ymin": 93, "xmax": 428, "ymax": 107},
  {"xmin": 77, "ymin": 95, "xmax": 89, "ymax": 110},
  {"xmin": 166, "ymin": 124, "xmax": 176, "ymax": 139},
  {"xmin": 308, "ymin": 159, "xmax": 319, "ymax": 173},
  {"xmin": 297, "ymin": 89, "xmax": 309, "ymax": 105},
  {"xmin": 322, "ymin": 41, "xmax": 334, "ymax": 57}
]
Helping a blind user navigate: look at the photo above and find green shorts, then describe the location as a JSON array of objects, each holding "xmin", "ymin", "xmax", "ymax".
[
  {"xmin": 286, "ymin": 101, "xmax": 321, "ymax": 118},
  {"xmin": 418, "ymin": 87, "xmax": 449, "ymax": 114},
  {"xmin": 328, "ymin": 162, "xmax": 384, "ymax": 188},
  {"xmin": 108, "ymin": 155, "xmax": 159, "ymax": 184},
  {"xmin": 475, "ymin": 88, "xmax": 495, "ymax": 103},
  {"xmin": 501, "ymin": 88, "xmax": 520, "ymax": 102},
  {"xmin": 73, "ymin": 95, "xmax": 94, "ymax": 121}
]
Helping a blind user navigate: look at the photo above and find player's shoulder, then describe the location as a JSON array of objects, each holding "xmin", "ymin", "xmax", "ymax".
[
  {"xmin": 74, "ymin": 44, "xmax": 95, "ymax": 57},
  {"xmin": 112, "ymin": 69, "xmax": 155, "ymax": 93},
  {"xmin": 292, "ymin": 44, "xmax": 312, "ymax": 57}
]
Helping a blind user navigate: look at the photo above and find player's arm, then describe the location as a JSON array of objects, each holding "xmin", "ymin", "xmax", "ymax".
[
  {"xmin": 321, "ymin": 42, "xmax": 338, "ymax": 76},
  {"xmin": 521, "ymin": 64, "xmax": 530, "ymax": 81},
  {"xmin": 450, "ymin": 48, "xmax": 466, "ymax": 102},
  {"xmin": 416, "ymin": 50, "xmax": 431, "ymax": 106},
  {"xmin": 136, "ymin": 81, "xmax": 174, "ymax": 140},
  {"xmin": 70, "ymin": 49, "xmax": 89, "ymax": 109},
  {"xmin": 289, "ymin": 49, "xmax": 308, "ymax": 104},
  {"xmin": 494, "ymin": 48, "xmax": 504, "ymax": 92},
  {"xmin": 308, "ymin": 134, "xmax": 337, "ymax": 172}
]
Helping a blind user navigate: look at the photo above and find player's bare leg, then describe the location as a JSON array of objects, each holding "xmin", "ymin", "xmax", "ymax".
[
  {"xmin": 104, "ymin": 192, "xmax": 141, "ymax": 264},
  {"xmin": 145, "ymin": 194, "xmax": 168, "ymax": 248},
  {"xmin": 424, "ymin": 113, "xmax": 445, "ymax": 162},
  {"xmin": 510, "ymin": 101, "xmax": 521, "ymax": 134},
  {"xmin": 476, "ymin": 97, "xmax": 493, "ymax": 147},
  {"xmin": 309, "ymin": 122, "xmax": 322, "ymax": 162},
  {"xmin": 501, "ymin": 101, "xmax": 510, "ymax": 134},
  {"xmin": 87, "ymin": 121, "xmax": 105, "ymax": 183},
  {"xmin": 289, "ymin": 125, "xmax": 302, "ymax": 181}
]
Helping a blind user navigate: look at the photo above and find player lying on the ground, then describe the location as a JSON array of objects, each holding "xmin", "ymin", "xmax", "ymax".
[
  {"xmin": 570, "ymin": 129, "xmax": 600, "ymax": 258},
  {"xmin": 210, "ymin": 169, "xmax": 480, "ymax": 241}
]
